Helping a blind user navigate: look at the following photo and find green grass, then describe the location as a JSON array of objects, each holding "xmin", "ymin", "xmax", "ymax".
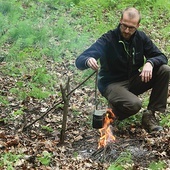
[
  {"xmin": 0, "ymin": 0, "xmax": 169, "ymax": 62},
  {"xmin": 0, "ymin": 0, "xmax": 169, "ymax": 119}
]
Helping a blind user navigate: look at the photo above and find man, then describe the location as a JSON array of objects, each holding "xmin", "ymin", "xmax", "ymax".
[{"xmin": 75, "ymin": 7, "xmax": 170, "ymax": 132}]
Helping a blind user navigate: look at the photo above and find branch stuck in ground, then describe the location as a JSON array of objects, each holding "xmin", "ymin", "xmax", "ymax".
[
  {"xmin": 22, "ymin": 71, "xmax": 96, "ymax": 131},
  {"xmin": 60, "ymin": 77, "xmax": 70, "ymax": 144}
]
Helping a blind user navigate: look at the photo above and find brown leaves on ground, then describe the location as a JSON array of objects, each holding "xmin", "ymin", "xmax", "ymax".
[{"xmin": 0, "ymin": 62, "xmax": 170, "ymax": 169}]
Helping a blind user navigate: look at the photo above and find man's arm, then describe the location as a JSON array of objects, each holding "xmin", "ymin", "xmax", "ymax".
[
  {"xmin": 140, "ymin": 32, "xmax": 168, "ymax": 82},
  {"xmin": 143, "ymin": 32, "xmax": 168, "ymax": 66},
  {"xmin": 75, "ymin": 32, "xmax": 111, "ymax": 70}
]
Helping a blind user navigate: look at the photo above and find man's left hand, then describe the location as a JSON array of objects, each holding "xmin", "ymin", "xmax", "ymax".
[{"xmin": 140, "ymin": 62, "xmax": 153, "ymax": 83}]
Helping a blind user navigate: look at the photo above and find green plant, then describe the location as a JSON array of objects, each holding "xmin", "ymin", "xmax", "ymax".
[
  {"xmin": 41, "ymin": 125, "xmax": 53, "ymax": 132},
  {"xmin": 108, "ymin": 151, "xmax": 133, "ymax": 170},
  {"xmin": 9, "ymin": 80, "xmax": 52, "ymax": 101},
  {"xmin": 73, "ymin": 152, "xmax": 78, "ymax": 158},
  {"xmin": 32, "ymin": 67, "xmax": 52, "ymax": 85},
  {"xmin": 72, "ymin": 110, "xmax": 81, "ymax": 116},
  {"xmin": 4, "ymin": 62, "xmax": 55, "ymax": 101},
  {"xmin": 0, "ymin": 95, "xmax": 9, "ymax": 106},
  {"xmin": 142, "ymin": 94, "xmax": 149, "ymax": 108},
  {"xmin": 148, "ymin": 160, "xmax": 166, "ymax": 170},
  {"xmin": 13, "ymin": 109, "xmax": 24, "ymax": 116},
  {"xmin": 29, "ymin": 85, "xmax": 51, "ymax": 99},
  {"xmin": 2, "ymin": 108, "xmax": 25, "ymax": 123},
  {"xmin": 37, "ymin": 151, "xmax": 52, "ymax": 166},
  {"xmin": 9, "ymin": 87, "xmax": 27, "ymax": 101},
  {"xmin": 0, "ymin": 152, "xmax": 23, "ymax": 170},
  {"xmin": 160, "ymin": 113, "xmax": 170, "ymax": 127},
  {"xmin": 116, "ymin": 113, "xmax": 142, "ymax": 130}
]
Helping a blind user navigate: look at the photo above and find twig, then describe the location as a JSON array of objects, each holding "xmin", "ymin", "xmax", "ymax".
[
  {"xmin": 90, "ymin": 143, "xmax": 121, "ymax": 162},
  {"xmin": 22, "ymin": 71, "xmax": 96, "ymax": 131}
]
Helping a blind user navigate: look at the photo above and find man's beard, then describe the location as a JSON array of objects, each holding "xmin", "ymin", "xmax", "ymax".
[{"xmin": 122, "ymin": 32, "xmax": 131, "ymax": 40}]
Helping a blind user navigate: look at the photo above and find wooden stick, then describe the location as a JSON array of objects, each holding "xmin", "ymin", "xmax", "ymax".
[{"xmin": 60, "ymin": 77, "xmax": 70, "ymax": 144}]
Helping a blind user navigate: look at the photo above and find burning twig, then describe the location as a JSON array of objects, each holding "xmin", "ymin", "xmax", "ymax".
[{"xmin": 90, "ymin": 143, "xmax": 121, "ymax": 162}]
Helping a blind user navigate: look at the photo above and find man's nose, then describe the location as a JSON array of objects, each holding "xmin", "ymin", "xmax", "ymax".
[{"xmin": 124, "ymin": 27, "xmax": 130, "ymax": 33}]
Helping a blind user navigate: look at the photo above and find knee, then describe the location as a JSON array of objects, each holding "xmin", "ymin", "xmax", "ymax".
[
  {"xmin": 114, "ymin": 99, "xmax": 142, "ymax": 120},
  {"xmin": 133, "ymin": 100, "xmax": 142, "ymax": 113},
  {"xmin": 159, "ymin": 65, "xmax": 170, "ymax": 76},
  {"xmin": 124, "ymin": 98, "xmax": 142, "ymax": 114}
]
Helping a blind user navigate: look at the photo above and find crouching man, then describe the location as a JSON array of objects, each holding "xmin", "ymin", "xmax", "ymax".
[{"xmin": 75, "ymin": 7, "xmax": 170, "ymax": 132}]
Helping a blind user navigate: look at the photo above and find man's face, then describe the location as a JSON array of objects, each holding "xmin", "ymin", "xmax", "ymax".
[{"xmin": 120, "ymin": 13, "xmax": 139, "ymax": 40}]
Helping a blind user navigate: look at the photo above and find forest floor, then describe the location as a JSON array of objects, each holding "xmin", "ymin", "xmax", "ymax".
[{"xmin": 0, "ymin": 61, "xmax": 170, "ymax": 170}]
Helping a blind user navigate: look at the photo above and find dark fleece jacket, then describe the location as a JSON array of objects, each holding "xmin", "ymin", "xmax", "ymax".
[{"xmin": 75, "ymin": 25, "xmax": 168, "ymax": 94}]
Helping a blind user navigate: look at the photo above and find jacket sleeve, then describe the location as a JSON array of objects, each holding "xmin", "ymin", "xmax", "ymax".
[
  {"xmin": 75, "ymin": 32, "xmax": 110, "ymax": 70},
  {"xmin": 142, "ymin": 32, "xmax": 168, "ymax": 67}
]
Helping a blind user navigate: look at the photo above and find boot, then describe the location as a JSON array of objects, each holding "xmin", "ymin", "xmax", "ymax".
[{"xmin": 141, "ymin": 110, "xmax": 163, "ymax": 132}]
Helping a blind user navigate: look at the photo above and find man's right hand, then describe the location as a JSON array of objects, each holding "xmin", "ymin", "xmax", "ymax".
[{"xmin": 87, "ymin": 58, "xmax": 99, "ymax": 70}]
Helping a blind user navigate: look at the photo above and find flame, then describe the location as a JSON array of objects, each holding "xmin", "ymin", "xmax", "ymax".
[{"xmin": 98, "ymin": 108, "xmax": 116, "ymax": 149}]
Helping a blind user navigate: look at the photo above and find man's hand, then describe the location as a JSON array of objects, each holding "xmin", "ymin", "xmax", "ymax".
[
  {"xmin": 87, "ymin": 58, "xmax": 99, "ymax": 70},
  {"xmin": 140, "ymin": 62, "xmax": 153, "ymax": 83}
]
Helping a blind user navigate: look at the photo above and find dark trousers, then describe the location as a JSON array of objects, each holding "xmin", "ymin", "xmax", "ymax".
[{"xmin": 103, "ymin": 65, "xmax": 170, "ymax": 120}]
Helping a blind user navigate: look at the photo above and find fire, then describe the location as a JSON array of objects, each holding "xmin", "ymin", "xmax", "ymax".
[{"xmin": 98, "ymin": 108, "xmax": 116, "ymax": 149}]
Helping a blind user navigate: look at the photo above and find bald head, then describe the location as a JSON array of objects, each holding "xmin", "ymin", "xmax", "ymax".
[{"xmin": 121, "ymin": 7, "xmax": 141, "ymax": 24}]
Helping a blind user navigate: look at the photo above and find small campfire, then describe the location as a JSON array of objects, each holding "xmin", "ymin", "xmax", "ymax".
[
  {"xmin": 90, "ymin": 109, "xmax": 151, "ymax": 164},
  {"xmin": 90, "ymin": 108, "xmax": 122, "ymax": 162},
  {"xmin": 98, "ymin": 108, "xmax": 116, "ymax": 149}
]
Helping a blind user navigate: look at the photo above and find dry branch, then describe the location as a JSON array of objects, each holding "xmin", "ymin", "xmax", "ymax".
[
  {"xmin": 60, "ymin": 77, "xmax": 70, "ymax": 144},
  {"xmin": 22, "ymin": 71, "xmax": 96, "ymax": 131}
]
